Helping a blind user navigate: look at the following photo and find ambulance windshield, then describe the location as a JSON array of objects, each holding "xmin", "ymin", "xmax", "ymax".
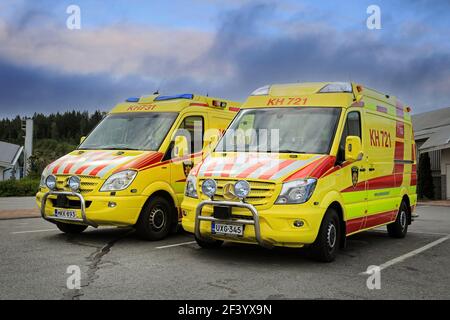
[
  {"xmin": 79, "ymin": 112, "xmax": 178, "ymax": 151},
  {"xmin": 216, "ymin": 107, "xmax": 341, "ymax": 154}
]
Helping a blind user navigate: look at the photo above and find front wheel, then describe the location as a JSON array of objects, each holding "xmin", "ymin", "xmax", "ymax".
[
  {"xmin": 56, "ymin": 222, "xmax": 87, "ymax": 234},
  {"xmin": 136, "ymin": 196, "xmax": 174, "ymax": 241},
  {"xmin": 387, "ymin": 201, "xmax": 409, "ymax": 238},
  {"xmin": 309, "ymin": 209, "xmax": 340, "ymax": 262}
]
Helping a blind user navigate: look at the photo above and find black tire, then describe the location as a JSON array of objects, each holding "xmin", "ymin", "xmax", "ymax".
[
  {"xmin": 310, "ymin": 209, "xmax": 340, "ymax": 262},
  {"xmin": 136, "ymin": 196, "xmax": 174, "ymax": 241},
  {"xmin": 195, "ymin": 235, "xmax": 224, "ymax": 249},
  {"xmin": 56, "ymin": 222, "xmax": 87, "ymax": 234},
  {"xmin": 387, "ymin": 201, "xmax": 409, "ymax": 238}
]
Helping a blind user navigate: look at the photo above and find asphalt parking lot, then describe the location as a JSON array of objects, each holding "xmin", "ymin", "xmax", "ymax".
[{"xmin": 0, "ymin": 205, "xmax": 449, "ymax": 300}]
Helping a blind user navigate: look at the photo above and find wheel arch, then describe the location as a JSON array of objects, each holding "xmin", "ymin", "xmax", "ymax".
[
  {"xmin": 401, "ymin": 193, "xmax": 412, "ymax": 225},
  {"xmin": 136, "ymin": 182, "xmax": 180, "ymax": 226},
  {"xmin": 327, "ymin": 201, "xmax": 346, "ymax": 249}
]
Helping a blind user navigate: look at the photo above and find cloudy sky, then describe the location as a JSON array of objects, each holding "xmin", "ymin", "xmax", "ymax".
[{"xmin": 0, "ymin": 0, "xmax": 449, "ymax": 118}]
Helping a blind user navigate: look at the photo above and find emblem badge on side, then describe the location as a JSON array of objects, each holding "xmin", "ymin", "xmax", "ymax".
[
  {"xmin": 182, "ymin": 161, "xmax": 193, "ymax": 177},
  {"xmin": 351, "ymin": 166, "xmax": 359, "ymax": 188}
]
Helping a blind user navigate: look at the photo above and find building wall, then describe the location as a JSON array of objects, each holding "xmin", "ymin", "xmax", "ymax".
[
  {"xmin": 440, "ymin": 148, "xmax": 450, "ymax": 200},
  {"xmin": 0, "ymin": 165, "xmax": 22, "ymax": 181}
]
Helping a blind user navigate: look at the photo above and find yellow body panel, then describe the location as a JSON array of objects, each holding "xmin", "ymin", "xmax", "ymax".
[
  {"xmin": 37, "ymin": 94, "xmax": 239, "ymax": 227},
  {"xmin": 181, "ymin": 82, "xmax": 417, "ymax": 248}
]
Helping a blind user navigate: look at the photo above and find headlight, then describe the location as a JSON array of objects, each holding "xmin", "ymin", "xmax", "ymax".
[
  {"xmin": 45, "ymin": 175, "xmax": 57, "ymax": 190},
  {"xmin": 185, "ymin": 175, "xmax": 198, "ymax": 198},
  {"xmin": 275, "ymin": 178, "xmax": 317, "ymax": 204},
  {"xmin": 100, "ymin": 170, "xmax": 137, "ymax": 192},
  {"xmin": 234, "ymin": 180, "xmax": 250, "ymax": 199},
  {"xmin": 201, "ymin": 179, "xmax": 217, "ymax": 199},
  {"xmin": 68, "ymin": 176, "xmax": 81, "ymax": 192}
]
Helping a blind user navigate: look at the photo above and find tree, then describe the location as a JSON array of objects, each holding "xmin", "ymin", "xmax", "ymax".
[{"xmin": 418, "ymin": 152, "xmax": 435, "ymax": 199}]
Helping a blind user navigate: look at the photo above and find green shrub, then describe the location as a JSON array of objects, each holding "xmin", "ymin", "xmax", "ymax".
[{"xmin": 0, "ymin": 178, "xmax": 40, "ymax": 197}]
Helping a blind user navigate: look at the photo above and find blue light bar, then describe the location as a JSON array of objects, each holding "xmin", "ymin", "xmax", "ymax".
[
  {"xmin": 154, "ymin": 93, "xmax": 194, "ymax": 101},
  {"xmin": 126, "ymin": 97, "xmax": 140, "ymax": 102}
]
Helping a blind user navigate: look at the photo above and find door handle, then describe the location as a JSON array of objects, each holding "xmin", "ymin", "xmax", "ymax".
[
  {"xmin": 359, "ymin": 168, "xmax": 366, "ymax": 172},
  {"xmin": 369, "ymin": 168, "xmax": 375, "ymax": 172}
]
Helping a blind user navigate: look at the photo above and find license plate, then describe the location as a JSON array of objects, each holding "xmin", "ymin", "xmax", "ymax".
[
  {"xmin": 54, "ymin": 209, "xmax": 76, "ymax": 219},
  {"xmin": 211, "ymin": 222, "xmax": 244, "ymax": 236}
]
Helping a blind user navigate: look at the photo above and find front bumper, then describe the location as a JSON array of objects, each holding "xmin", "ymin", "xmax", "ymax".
[
  {"xmin": 40, "ymin": 191, "xmax": 97, "ymax": 227},
  {"xmin": 37, "ymin": 190, "xmax": 147, "ymax": 227},
  {"xmin": 182, "ymin": 197, "xmax": 324, "ymax": 248}
]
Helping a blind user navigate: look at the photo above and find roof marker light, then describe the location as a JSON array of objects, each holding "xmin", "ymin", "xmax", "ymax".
[
  {"xmin": 189, "ymin": 102, "xmax": 209, "ymax": 107},
  {"xmin": 212, "ymin": 100, "xmax": 227, "ymax": 108},
  {"xmin": 251, "ymin": 85, "xmax": 271, "ymax": 96},
  {"xmin": 126, "ymin": 97, "xmax": 140, "ymax": 102},
  {"xmin": 154, "ymin": 93, "xmax": 194, "ymax": 101},
  {"xmin": 319, "ymin": 82, "xmax": 352, "ymax": 93}
]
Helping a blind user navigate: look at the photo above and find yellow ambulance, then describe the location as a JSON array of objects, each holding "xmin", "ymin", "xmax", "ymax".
[
  {"xmin": 36, "ymin": 93, "xmax": 240, "ymax": 240},
  {"xmin": 181, "ymin": 82, "xmax": 417, "ymax": 262}
]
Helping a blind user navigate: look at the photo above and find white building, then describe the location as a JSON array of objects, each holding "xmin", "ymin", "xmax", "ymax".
[
  {"xmin": 0, "ymin": 141, "xmax": 24, "ymax": 181},
  {"xmin": 412, "ymin": 107, "xmax": 450, "ymax": 200}
]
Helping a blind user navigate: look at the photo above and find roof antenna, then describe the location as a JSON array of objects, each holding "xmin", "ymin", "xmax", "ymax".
[{"xmin": 153, "ymin": 89, "xmax": 159, "ymax": 95}]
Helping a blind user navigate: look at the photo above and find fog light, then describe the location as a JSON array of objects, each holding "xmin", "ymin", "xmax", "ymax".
[
  {"xmin": 68, "ymin": 176, "xmax": 81, "ymax": 192},
  {"xmin": 108, "ymin": 202, "xmax": 117, "ymax": 208},
  {"xmin": 202, "ymin": 179, "xmax": 217, "ymax": 199},
  {"xmin": 293, "ymin": 220, "xmax": 304, "ymax": 228}
]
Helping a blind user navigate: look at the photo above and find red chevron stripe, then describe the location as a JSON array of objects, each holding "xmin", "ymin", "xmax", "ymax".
[
  {"xmin": 221, "ymin": 161, "xmax": 235, "ymax": 177},
  {"xmin": 74, "ymin": 152, "xmax": 114, "ymax": 175},
  {"xmin": 283, "ymin": 156, "xmax": 334, "ymax": 181},
  {"xmin": 51, "ymin": 157, "xmax": 68, "ymax": 174},
  {"xmin": 258, "ymin": 159, "xmax": 296, "ymax": 180},
  {"xmin": 236, "ymin": 159, "xmax": 268, "ymax": 178},
  {"xmin": 115, "ymin": 152, "xmax": 163, "ymax": 172},
  {"xmin": 203, "ymin": 160, "xmax": 221, "ymax": 177}
]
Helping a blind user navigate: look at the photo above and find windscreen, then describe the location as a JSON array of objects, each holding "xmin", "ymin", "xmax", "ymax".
[
  {"xmin": 215, "ymin": 107, "xmax": 341, "ymax": 154},
  {"xmin": 79, "ymin": 112, "xmax": 178, "ymax": 151}
]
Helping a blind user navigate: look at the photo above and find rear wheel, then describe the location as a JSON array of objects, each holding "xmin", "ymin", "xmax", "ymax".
[
  {"xmin": 387, "ymin": 201, "xmax": 409, "ymax": 238},
  {"xmin": 310, "ymin": 209, "xmax": 340, "ymax": 262},
  {"xmin": 136, "ymin": 196, "xmax": 174, "ymax": 241},
  {"xmin": 56, "ymin": 222, "xmax": 87, "ymax": 234},
  {"xmin": 195, "ymin": 235, "xmax": 224, "ymax": 249}
]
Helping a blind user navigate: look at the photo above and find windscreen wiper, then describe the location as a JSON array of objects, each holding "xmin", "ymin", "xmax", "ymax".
[
  {"xmin": 99, "ymin": 146, "xmax": 138, "ymax": 150},
  {"xmin": 274, "ymin": 149, "xmax": 307, "ymax": 154}
]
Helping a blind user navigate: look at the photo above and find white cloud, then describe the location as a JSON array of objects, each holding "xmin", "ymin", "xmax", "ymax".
[{"xmin": 0, "ymin": 16, "xmax": 231, "ymax": 81}]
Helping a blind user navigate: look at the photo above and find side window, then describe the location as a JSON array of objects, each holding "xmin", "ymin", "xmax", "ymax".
[
  {"xmin": 337, "ymin": 111, "xmax": 361, "ymax": 162},
  {"xmin": 174, "ymin": 116, "xmax": 204, "ymax": 155}
]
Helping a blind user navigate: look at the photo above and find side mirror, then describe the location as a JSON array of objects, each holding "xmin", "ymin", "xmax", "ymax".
[
  {"xmin": 80, "ymin": 136, "xmax": 86, "ymax": 144},
  {"xmin": 174, "ymin": 135, "xmax": 189, "ymax": 158},
  {"xmin": 345, "ymin": 136, "xmax": 363, "ymax": 162}
]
